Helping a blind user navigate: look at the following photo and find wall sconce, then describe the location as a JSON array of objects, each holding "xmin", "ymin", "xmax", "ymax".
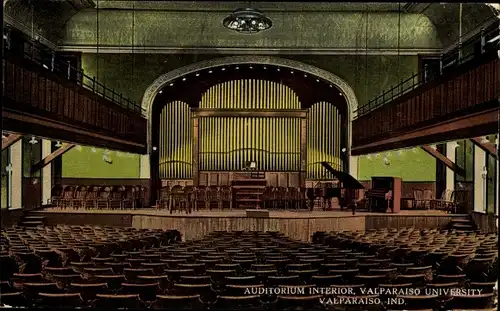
[
  {"xmin": 29, "ymin": 136, "xmax": 38, "ymax": 144},
  {"xmin": 450, "ymin": 141, "xmax": 459, "ymax": 149},
  {"xmin": 55, "ymin": 141, "xmax": 62, "ymax": 148},
  {"xmin": 152, "ymin": 146, "xmax": 158, "ymax": 151},
  {"xmin": 102, "ymin": 149, "xmax": 112, "ymax": 164},
  {"xmin": 481, "ymin": 166, "xmax": 488, "ymax": 179},
  {"xmin": 91, "ymin": 147, "xmax": 97, "ymax": 153},
  {"xmin": 383, "ymin": 157, "xmax": 391, "ymax": 166},
  {"xmin": 341, "ymin": 148, "xmax": 347, "ymax": 153}
]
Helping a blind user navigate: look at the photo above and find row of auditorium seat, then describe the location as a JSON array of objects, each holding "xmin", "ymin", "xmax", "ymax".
[
  {"xmin": 1, "ymin": 226, "xmax": 497, "ymax": 310},
  {"xmin": 157, "ymin": 186, "xmax": 310, "ymax": 213},
  {"xmin": 50, "ymin": 185, "xmax": 146, "ymax": 209}
]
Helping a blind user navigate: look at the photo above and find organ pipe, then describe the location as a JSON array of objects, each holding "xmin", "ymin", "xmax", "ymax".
[
  {"xmin": 158, "ymin": 101, "xmax": 193, "ymax": 179},
  {"xmin": 158, "ymin": 81, "xmax": 344, "ymax": 180},
  {"xmin": 198, "ymin": 117, "xmax": 301, "ymax": 172},
  {"xmin": 200, "ymin": 79, "xmax": 300, "ymax": 109},
  {"xmin": 307, "ymin": 102, "xmax": 343, "ymax": 179}
]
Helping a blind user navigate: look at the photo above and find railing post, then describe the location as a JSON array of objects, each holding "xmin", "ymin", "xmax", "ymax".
[
  {"xmin": 480, "ymin": 28, "xmax": 485, "ymax": 54},
  {"xmin": 439, "ymin": 54, "xmax": 443, "ymax": 75},
  {"xmin": 66, "ymin": 61, "xmax": 71, "ymax": 80},
  {"xmin": 112, "ymin": 88, "xmax": 115, "ymax": 102},
  {"xmin": 458, "ymin": 43, "xmax": 463, "ymax": 65},
  {"xmin": 120, "ymin": 93, "xmax": 123, "ymax": 106},
  {"xmin": 92, "ymin": 76, "xmax": 96, "ymax": 92},
  {"xmin": 51, "ymin": 51, "xmax": 55, "ymax": 72},
  {"xmin": 424, "ymin": 64, "xmax": 428, "ymax": 83}
]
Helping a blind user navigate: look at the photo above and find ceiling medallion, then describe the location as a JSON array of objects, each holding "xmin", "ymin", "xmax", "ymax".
[{"xmin": 223, "ymin": 8, "xmax": 272, "ymax": 34}]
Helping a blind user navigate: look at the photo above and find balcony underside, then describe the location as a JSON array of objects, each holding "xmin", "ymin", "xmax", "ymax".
[
  {"xmin": 2, "ymin": 102, "xmax": 147, "ymax": 153},
  {"xmin": 351, "ymin": 102, "xmax": 499, "ymax": 155}
]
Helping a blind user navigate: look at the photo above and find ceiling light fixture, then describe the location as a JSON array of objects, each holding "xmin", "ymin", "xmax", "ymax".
[
  {"xmin": 223, "ymin": 8, "xmax": 272, "ymax": 34},
  {"xmin": 29, "ymin": 136, "xmax": 38, "ymax": 145}
]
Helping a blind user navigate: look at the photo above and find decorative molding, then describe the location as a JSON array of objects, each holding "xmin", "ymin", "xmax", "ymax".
[
  {"xmin": 141, "ymin": 55, "xmax": 359, "ymax": 176},
  {"xmin": 192, "ymin": 109, "xmax": 308, "ymax": 118},
  {"xmin": 57, "ymin": 45, "xmax": 442, "ymax": 56}
]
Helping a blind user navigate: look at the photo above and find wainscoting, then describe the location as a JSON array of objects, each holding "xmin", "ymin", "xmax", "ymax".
[{"xmin": 33, "ymin": 209, "xmax": 463, "ymax": 242}]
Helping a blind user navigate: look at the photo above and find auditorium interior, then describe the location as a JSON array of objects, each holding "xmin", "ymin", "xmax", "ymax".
[{"xmin": 0, "ymin": 1, "xmax": 499, "ymax": 310}]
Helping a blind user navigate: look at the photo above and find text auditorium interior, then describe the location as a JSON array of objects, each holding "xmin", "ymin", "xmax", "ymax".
[{"xmin": 1, "ymin": 1, "xmax": 498, "ymax": 310}]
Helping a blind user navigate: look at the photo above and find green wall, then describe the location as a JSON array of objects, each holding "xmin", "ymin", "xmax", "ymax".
[
  {"xmin": 61, "ymin": 53, "xmax": 435, "ymax": 181},
  {"xmin": 358, "ymin": 148, "xmax": 436, "ymax": 181},
  {"xmin": 62, "ymin": 146, "xmax": 140, "ymax": 178}
]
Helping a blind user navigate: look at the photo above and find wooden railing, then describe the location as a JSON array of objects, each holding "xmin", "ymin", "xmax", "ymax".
[
  {"xmin": 352, "ymin": 51, "xmax": 499, "ymax": 149},
  {"xmin": 2, "ymin": 55, "xmax": 147, "ymax": 153}
]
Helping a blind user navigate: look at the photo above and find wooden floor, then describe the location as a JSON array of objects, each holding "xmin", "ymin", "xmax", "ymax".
[{"xmin": 33, "ymin": 207, "xmax": 464, "ymax": 242}]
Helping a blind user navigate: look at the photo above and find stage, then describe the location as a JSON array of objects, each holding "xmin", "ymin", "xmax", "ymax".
[{"xmin": 33, "ymin": 208, "xmax": 467, "ymax": 242}]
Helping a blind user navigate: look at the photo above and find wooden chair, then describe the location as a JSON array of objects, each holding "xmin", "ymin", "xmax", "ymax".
[
  {"xmin": 122, "ymin": 186, "xmax": 136, "ymax": 209},
  {"xmin": 413, "ymin": 189, "xmax": 425, "ymax": 209},
  {"xmin": 49, "ymin": 185, "xmax": 64, "ymax": 207},
  {"xmin": 219, "ymin": 186, "xmax": 232, "ymax": 211},
  {"xmin": 431, "ymin": 189, "xmax": 455, "ymax": 211},
  {"xmin": 422, "ymin": 189, "xmax": 434, "ymax": 209},
  {"xmin": 108, "ymin": 186, "xmax": 124, "ymax": 209},
  {"xmin": 205, "ymin": 186, "xmax": 219, "ymax": 211},
  {"xmin": 84, "ymin": 186, "xmax": 100, "ymax": 209},
  {"xmin": 169, "ymin": 186, "xmax": 191, "ymax": 214},
  {"xmin": 60, "ymin": 186, "xmax": 76, "ymax": 209},
  {"xmin": 194, "ymin": 186, "xmax": 206, "ymax": 211},
  {"xmin": 96, "ymin": 187, "xmax": 112, "ymax": 209},
  {"xmin": 156, "ymin": 186, "xmax": 170, "ymax": 210},
  {"xmin": 72, "ymin": 186, "xmax": 88, "ymax": 209}
]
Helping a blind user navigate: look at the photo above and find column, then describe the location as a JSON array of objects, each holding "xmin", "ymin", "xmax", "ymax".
[
  {"xmin": 473, "ymin": 145, "xmax": 486, "ymax": 213},
  {"xmin": 10, "ymin": 140, "xmax": 22, "ymax": 209},
  {"xmin": 192, "ymin": 116, "xmax": 199, "ymax": 186},
  {"xmin": 139, "ymin": 155, "xmax": 150, "ymax": 179},
  {"xmin": 299, "ymin": 117, "xmax": 307, "ymax": 187},
  {"xmin": 445, "ymin": 142, "xmax": 456, "ymax": 193},
  {"xmin": 41, "ymin": 140, "xmax": 52, "ymax": 205}
]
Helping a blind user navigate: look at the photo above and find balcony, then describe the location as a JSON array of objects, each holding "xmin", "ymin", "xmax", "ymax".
[
  {"xmin": 351, "ymin": 25, "xmax": 499, "ymax": 155},
  {"xmin": 2, "ymin": 46, "xmax": 147, "ymax": 154}
]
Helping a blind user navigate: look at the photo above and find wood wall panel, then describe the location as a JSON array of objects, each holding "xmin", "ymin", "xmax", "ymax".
[
  {"xmin": 2, "ymin": 56, "xmax": 147, "ymax": 151},
  {"xmin": 353, "ymin": 55, "xmax": 499, "ymax": 147},
  {"xmin": 471, "ymin": 212, "xmax": 498, "ymax": 233}
]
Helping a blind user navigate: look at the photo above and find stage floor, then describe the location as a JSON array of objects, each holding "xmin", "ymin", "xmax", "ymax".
[
  {"xmin": 35, "ymin": 207, "xmax": 456, "ymax": 218},
  {"xmin": 33, "ymin": 208, "xmax": 465, "ymax": 241}
]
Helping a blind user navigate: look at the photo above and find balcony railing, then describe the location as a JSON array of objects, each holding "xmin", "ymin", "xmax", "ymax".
[
  {"xmin": 355, "ymin": 21, "xmax": 499, "ymax": 118},
  {"xmin": 4, "ymin": 36, "xmax": 144, "ymax": 115}
]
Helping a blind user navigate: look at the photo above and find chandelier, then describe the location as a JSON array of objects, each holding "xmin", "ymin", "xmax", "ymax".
[{"xmin": 223, "ymin": 8, "xmax": 272, "ymax": 34}]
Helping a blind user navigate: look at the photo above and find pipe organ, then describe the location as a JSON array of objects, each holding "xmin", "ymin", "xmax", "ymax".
[
  {"xmin": 307, "ymin": 102, "xmax": 343, "ymax": 179},
  {"xmin": 200, "ymin": 79, "xmax": 301, "ymax": 109},
  {"xmin": 159, "ymin": 101, "xmax": 193, "ymax": 179},
  {"xmin": 157, "ymin": 79, "xmax": 345, "ymax": 182},
  {"xmin": 199, "ymin": 117, "xmax": 301, "ymax": 171}
]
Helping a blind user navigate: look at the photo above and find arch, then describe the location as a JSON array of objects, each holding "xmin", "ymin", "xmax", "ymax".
[{"xmin": 141, "ymin": 55, "xmax": 359, "ymax": 178}]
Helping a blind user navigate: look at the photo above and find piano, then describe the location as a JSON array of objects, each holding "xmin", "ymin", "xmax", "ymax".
[
  {"xmin": 306, "ymin": 162, "xmax": 364, "ymax": 211},
  {"xmin": 366, "ymin": 177, "xmax": 402, "ymax": 213}
]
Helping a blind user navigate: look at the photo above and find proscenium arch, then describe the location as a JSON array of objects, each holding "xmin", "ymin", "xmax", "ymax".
[{"xmin": 140, "ymin": 55, "xmax": 359, "ymax": 179}]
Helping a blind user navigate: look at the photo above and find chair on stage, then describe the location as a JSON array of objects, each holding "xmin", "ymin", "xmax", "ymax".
[
  {"xmin": 205, "ymin": 186, "xmax": 219, "ymax": 211},
  {"xmin": 193, "ymin": 186, "xmax": 206, "ymax": 211},
  {"xmin": 170, "ymin": 186, "xmax": 191, "ymax": 214},
  {"xmin": 219, "ymin": 186, "xmax": 232, "ymax": 211}
]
